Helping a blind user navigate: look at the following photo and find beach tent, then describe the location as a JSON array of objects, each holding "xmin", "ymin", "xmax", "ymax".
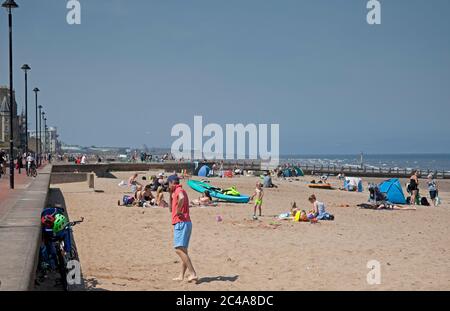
[
  {"xmin": 344, "ymin": 177, "xmax": 363, "ymax": 192},
  {"xmin": 197, "ymin": 165, "xmax": 211, "ymax": 177},
  {"xmin": 378, "ymin": 179, "xmax": 406, "ymax": 204},
  {"xmin": 294, "ymin": 167, "xmax": 304, "ymax": 177},
  {"xmin": 282, "ymin": 169, "xmax": 292, "ymax": 177}
]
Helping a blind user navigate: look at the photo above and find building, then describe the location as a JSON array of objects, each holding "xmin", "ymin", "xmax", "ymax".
[
  {"xmin": 0, "ymin": 86, "xmax": 21, "ymax": 151},
  {"xmin": 29, "ymin": 126, "xmax": 60, "ymax": 154}
]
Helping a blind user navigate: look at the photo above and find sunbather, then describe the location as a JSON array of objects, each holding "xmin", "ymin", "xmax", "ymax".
[{"xmin": 191, "ymin": 190, "xmax": 213, "ymax": 206}]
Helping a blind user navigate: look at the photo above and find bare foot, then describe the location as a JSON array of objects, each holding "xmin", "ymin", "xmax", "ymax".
[
  {"xmin": 172, "ymin": 275, "xmax": 184, "ymax": 282},
  {"xmin": 187, "ymin": 275, "xmax": 199, "ymax": 283}
]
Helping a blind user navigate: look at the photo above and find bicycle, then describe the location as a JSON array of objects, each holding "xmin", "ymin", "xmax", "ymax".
[
  {"xmin": 41, "ymin": 212, "xmax": 84, "ymax": 291},
  {"xmin": 29, "ymin": 164, "xmax": 38, "ymax": 178},
  {"xmin": 53, "ymin": 217, "xmax": 84, "ymax": 291}
]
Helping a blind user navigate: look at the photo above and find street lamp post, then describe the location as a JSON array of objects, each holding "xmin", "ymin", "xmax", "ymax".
[
  {"xmin": 38, "ymin": 105, "xmax": 42, "ymax": 166},
  {"xmin": 21, "ymin": 64, "xmax": 31, "ymax": 153},
  {"xmin": 41, "ymin": 111, "xmax": 45, "ymax": 161},
  {"xmin": 33, "ymin": 88, "xmax": 40, "ymax": 163},
  {"xmin": 44, "ymin": 119, "xmax": 47, "ymax": 155},
  {"xmin": 2, "ymin": 0, "xmax": 19, "ymax": 189}
]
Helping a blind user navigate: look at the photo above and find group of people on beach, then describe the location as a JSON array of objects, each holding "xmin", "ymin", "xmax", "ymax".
[{"xmin": 408, "ymin": 170, "xmax": 440, "ymax": 206}]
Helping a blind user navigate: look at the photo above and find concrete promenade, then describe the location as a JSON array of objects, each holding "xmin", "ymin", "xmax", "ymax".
[{"xmin": 0, "ymin": 165, "xmax": 51, "ymax": 291}]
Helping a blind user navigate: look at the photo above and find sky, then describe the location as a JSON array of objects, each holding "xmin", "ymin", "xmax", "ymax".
[{"xmin": 0, "ymin": 0, "xmax": 449, "ymax": 155}]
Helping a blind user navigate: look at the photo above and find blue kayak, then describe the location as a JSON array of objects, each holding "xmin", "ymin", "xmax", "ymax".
[{"xmin": 187, "ymin": 180, "xmax": 250, "ymax": 204}]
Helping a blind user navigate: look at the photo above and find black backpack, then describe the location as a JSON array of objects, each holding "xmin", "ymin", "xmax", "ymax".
[{"xmin": 421, "ymin": 197, "xmax": 430, "ymax": 206}]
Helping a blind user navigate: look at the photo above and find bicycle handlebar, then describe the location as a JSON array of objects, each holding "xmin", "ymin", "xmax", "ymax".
[{"xmin": 65, "ymin": 217, "xmax": 84, "ymax": 229}]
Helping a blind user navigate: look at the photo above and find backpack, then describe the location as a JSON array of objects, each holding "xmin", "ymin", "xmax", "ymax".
[
  {"xmin": 421, "ymin": 197, "xmax": 430, "ymax": 206},
  {"xmin": 123, "ymin": 195, "xmax": 135, "ymax": 205}
]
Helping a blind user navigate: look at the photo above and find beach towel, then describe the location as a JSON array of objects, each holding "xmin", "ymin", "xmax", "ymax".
[{"xmin": 278, "ymin": 212, "xmax": 291, "ymax": 220}]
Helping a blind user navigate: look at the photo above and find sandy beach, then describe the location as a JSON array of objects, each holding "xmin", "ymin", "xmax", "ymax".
[{"xmin": 48, "ymin": 172, "xmax": 450, "ymax": 291}]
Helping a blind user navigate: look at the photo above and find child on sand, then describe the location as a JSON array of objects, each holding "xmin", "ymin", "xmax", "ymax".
[
  {"xmin": 308, "ymin": 194, "xmax": 334, "ymax": 220},
  {"xmin": 250, "ymin": 182, "xmax": 264, "ymax": 218}
]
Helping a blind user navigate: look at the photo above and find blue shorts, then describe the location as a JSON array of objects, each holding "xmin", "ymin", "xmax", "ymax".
[{"xmin": 173, "ymin": 222, "xmax": 192, "ymax": 249}]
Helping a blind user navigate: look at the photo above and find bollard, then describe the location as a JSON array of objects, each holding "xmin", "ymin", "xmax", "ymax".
[{"xmin": 88, "ymin": 172, "xmax": 95, "ymax": 189}]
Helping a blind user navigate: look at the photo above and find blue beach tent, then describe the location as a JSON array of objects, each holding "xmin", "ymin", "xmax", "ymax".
[
  {"xmin": 378, "ymin": 179, "xmax": 406, "ymax": 204},
  {"xmin": 282, "ymin": 169, "xmax": 292, "ymax": 177},
  {"xmin": 197, "ymin": 165, "xmax": 211, "ymax": 177}
]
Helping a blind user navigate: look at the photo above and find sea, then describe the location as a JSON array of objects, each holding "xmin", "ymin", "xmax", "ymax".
[{"xmin": 280, "ymin": 154, "xmax": 450, "ymax": 172}]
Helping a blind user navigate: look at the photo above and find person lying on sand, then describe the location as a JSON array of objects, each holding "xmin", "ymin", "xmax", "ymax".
[
  {"xmin": 357, "ymin": 203, "xmax": 417, "ymax": 210},
  {"xmin": 291, "ymin": 202, "xmax": 300, "ymax": 216},
  {"xmin": 190, "ymin": 190, "xmax": 213, "ymax": 206}
]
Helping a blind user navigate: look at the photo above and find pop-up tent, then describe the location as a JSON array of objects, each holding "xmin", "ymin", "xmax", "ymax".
[
  {"xmin": 197, "ymin": 165, "xmax": 211, "ymax": 177},
  {"xmin": 294, "ymin": 167, "xmax": 304, "ymax": 177},
  {"xmin": 282, "ymin": 169, "xmax": 292, "ymax": 177},
  {"xmin": 378, "ymin": 178, "xmax": 406, "ymax": 204},
  {"xmin": 344, "ymin": 177, "xmax": 363, "ymax": 192}
]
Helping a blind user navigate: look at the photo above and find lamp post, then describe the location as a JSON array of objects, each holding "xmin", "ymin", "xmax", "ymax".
[
  {"xmin": 41, "ymin": 112, "xmax": 46, "ymax": 160},
  {"xmin": 2, "ymin": 0, "xmax": 19, "ymax": 189},
  {"xmin": 38, "ymin": 105, "xmax": 42, "ymax": 166},
  {"xmin": 44, "ymin": 119, "xmax": 47, "ymax": 155},
  {"xmin": 33, "ymin": 88, "xmax": 40, "ymax": 163},
  {"xmin": 21, "ymin": 64, "xmax": 30, "ymax": 153}
]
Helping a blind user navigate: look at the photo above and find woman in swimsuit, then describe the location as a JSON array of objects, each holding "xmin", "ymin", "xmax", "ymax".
[
  {"xmin": 191, "ymin": 190, "xmax": 213, "ymax": 206},
  {"xmin": 137, "ymin": 185, "xmax": 155, "ymax": 206},
  {"xmin": 156, "ymin": 186, "xmax": 168, "ymax": 207},
  {"xmin": 409, "ymin": 171, "xmax": 419, "ymax": 205}
]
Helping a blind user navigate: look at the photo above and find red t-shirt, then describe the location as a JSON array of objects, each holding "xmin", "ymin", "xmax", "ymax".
[{"xmin": 171, "ymin": 185, "xmax": 191, "ymax": 225}]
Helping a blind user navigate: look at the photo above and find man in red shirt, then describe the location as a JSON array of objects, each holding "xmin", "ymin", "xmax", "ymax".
[{"xmin": 168, "ymin": 175, "xmax": 198, "ymax": 283}]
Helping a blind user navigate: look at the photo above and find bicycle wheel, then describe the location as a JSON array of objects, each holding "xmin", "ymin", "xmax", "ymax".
[{"xmin": 55, "ymin": 243, "xmax": 69, "ymax": 291}]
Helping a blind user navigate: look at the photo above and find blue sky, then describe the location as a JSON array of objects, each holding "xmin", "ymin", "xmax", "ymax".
[{"xmin": 1, "ymin": 0, "xmax": 449, "ymax": 154}]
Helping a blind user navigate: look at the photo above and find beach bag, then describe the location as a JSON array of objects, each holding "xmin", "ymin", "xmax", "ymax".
[
  {"xmin": 435, "ymin": 196, "xmax": 441, "ymax": 206},
  {"xmin": 122, "ymin": 195, "xmax": 135, "ymax": 205},
  {"xmin": 421, "ymin": 197, "xmax": 430, "ymax": 206}
]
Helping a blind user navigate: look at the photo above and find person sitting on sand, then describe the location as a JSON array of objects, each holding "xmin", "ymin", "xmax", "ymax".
[
  {"xmin": 136, "ymin": 185, "xmax": 155, "ymax": 206},
  {"xmin": 263, "ymin": 172, "xmax": 277, "ymax": 188},
  {"xmin": 308, "ymin": 194, "xmax": 334, "ymax": 220},
  {"xmin": 128, "ymin": 173, "xmax": 143, "ymax": 192},
  {"xmin": 156, "ymin": 186, "xmax": 169, "ymax": 207},
  {"xmin": 250, "ymin": 182, "xmax": 264, "ymax": 218},
  {"xmin": 191, "ymin": 190, "xmax": 213, "ymax": 206}
]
